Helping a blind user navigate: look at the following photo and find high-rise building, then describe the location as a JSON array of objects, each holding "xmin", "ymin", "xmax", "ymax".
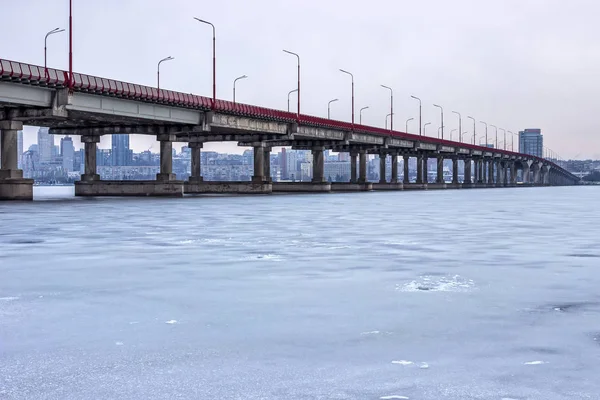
[
  {"xmin": 519, "ymin": 129, "xmax": 543, "ymax": 158},
  {"xmin": 280, "ymin": 148, "xmax": 288, "ymax": 179},
  {"xmin": 60, "ymin": 136, "xmax": 75, "ymax": 172},
  {"xmin": 17, "ymin": 130, "xmax": 23, "ymax": 168},
  {"xmin": 37, "ymin": 127, "xmax": 54, "ymax": 164},
  {"xmin": 111, "ymin": 134, "xmax": 131, "ymax": 166}
]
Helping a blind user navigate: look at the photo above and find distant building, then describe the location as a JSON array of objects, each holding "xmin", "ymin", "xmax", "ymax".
[
  {"xmin": 324, "ymin": 161, "xmax": 350, "ymax": 182},
  {"xmin": 17, "ymin": 130, "xmax": 23, "ymax": 168},
  {"xmin": 519, "ymin": 129, "xmax": 543, "ymax": 158},
  {"xmin": 280, "ymin": 148, "xmax": 288, "ymax": 179},
  {"xmin": 111, "ymin": 134, "xmax": 131, "ymax": 166},
  {"xmin": 37, "ymin": 127, "xmax": 54, "ymax": 164},
  {"xmin": 60, "ymin": 136, "xmax": 75, "ymax": 172}
]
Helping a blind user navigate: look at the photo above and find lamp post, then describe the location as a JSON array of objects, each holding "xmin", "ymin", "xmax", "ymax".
[
  {"xmin": 452, "ymin": 111, "xmax": 462, "ymax": 142},
  {"xmin": 385, "ymin": 113, "xmax": 392, "ymax": 130},
  {"xmin": 451, "ymin": 129, "xmax": 457, "ymax": 141},
  {"xmin": 490, "ymin": 124, "xmax": 498, "ymax": 149},
  {"xmin": 359, "ymin": 106, "xmax": 369, "ymax": 125},
  {"xmin": 194, "ymin": 17, "xmax": 216, "ymax": 108},
  {"xmin": 340, "ymin": 69, "xmax": 354, "ymax": 126},
  {"xmin": 44, "ymin": 27, "xmax": 64, "ymax": 80},
  {"xmin": 381, "ymin": 85, "xmax": 393, "ymax": 131},
  {"xmin": 233, "ymin": 74, "xmax": 248, "ymax": 103},
  {"xmin": 157, "ymin": 56, "xmax": 174, "ymax": 90},
  {"xmin": 283, "ymin": 50, "xmax": 300, "ymax": 116},
  {"xmin": 411, "ymin": 95, "xmax": 422, "ymax": 135},
  {"xmin": 468, "ymin": 116, "xmax": 476, "ymax": 145},
  {"xmin": 423, "ymin": 122, "xmax": 432, "ymax": 136},
  {"xmin": 405, "ymin": 117, "xmax": 414, "ymax": 133},
  {"xmin": 328, "ymin": 98, "xmax": 339, "ymax": 119},
  {"xmin": 500, "ymin": 128, "xmax": 506, "ymax": 150},
  {"xmin": 480, "ymin": 121, "xmax": 488, "ymax": 147},
  {"xmin": 68, "ymin": 0, "xmax": 73, "ymax": 90},
  {"xmin": 433, "ymin": 104, "xmax": 444, "ymax": 139},
  {"xmin": 509, "ymin": 131, "xmax": 516, "ymax": 151},
  {"xmin": 438, "ymin": 126, "xmax": 442, "ymax": 139},
  {"xmin": 287, "ymin": 88, "xmax": 298, "ymax": 112}
]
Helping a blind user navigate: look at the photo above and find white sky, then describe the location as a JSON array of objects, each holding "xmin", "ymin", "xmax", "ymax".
[{"xmin": 3, "ymin": 0, "xmax": 600, "ymax": 159}]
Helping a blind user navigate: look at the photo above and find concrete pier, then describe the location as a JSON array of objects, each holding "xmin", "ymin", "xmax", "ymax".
[
  {"xmin": 358, "ymin": 151, "xmax": 367, "ymax": 184},
  {"xmin": 252, "ymin": 143, "xmax": 265, "ymax": 183},
  {"xmin": 372, "ymin": 182, "xmax": 403, "ymax": 190},
  {"xmin": 189, "ymin": 142, "xmax": 203, "ymax": 182},
  {"xmin": 75, "ymin": 180, "xmax": 184, "ymax": 197},
  {"xmin": 436, "ymin": 157, "xmax": 444, "ymax": 184},
  {"xmin": 272, "ymin": 182, "xmax": 331, "ymax": 193},
  {"xmin": 379, "ymin": 153, "xmax": 387, "ymax": 184},
  {"xmin": 391, "ymin": 154, "xmax": 398, "ymax": 183},
  {"xmin": 184, "ymin": 181, "xmax": 271, "ymax": 194},
  {"xmin": 350, "ymin": 151, "xmax": 358, "ymax": 183},
  {"xmin": 403, "ymin": 155, "xmax": 410, "ymax": 184},
  {"xmin": 464, "ymin": 158, "xmax": 472, "ymax": 185},
  {"xmin": 331, "ymin": 182, "xmax": 372, "ymax": 192},
  {"xmin": 0, "ymin": 121, "xmax": 33, "ymax": 200}
]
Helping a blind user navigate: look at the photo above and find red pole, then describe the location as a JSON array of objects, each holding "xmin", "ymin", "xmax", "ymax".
[
  {"xmin": 297, "ymin": 61, "xmax": 300, "ymax": 117},
  {"xmin": 212, "ymin": 26, "xmax": 216, "ymax": 109},
  {"xmin": 69, "ymin": 0, "xmax": 73, "ymax": 91},
  {"xmin": 351, "ymin": 78, "xmax": 354, "ymax": 126}
]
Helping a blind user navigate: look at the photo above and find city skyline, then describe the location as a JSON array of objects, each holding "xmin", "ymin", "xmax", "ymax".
[{"xmin": 4, "ymin": 0, "xmax": 600, "ymax": 158}]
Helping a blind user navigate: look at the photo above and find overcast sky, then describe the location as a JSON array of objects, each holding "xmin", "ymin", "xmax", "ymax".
[{"xmin": 3, "ymin": 0, "xmax": 600, "ymax": 159}]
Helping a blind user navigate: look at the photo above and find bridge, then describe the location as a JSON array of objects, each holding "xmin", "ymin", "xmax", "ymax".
[{"xmin": 0, "ymin": 58, "xmax": 579, "ymax": 200}]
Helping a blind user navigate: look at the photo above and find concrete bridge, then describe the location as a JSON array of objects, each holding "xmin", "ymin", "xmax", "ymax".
[{"xmin": 0, "ymin": 58, "xmax": 579, "ymax": 200}]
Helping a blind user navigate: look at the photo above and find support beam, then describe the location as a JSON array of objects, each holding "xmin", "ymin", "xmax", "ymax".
[
  {"xmin": 312, "ymin": 146, "xmax": 325, "ymax": 183},
  {"xmin": 496, "ymin": 161, "xmax": 502, "ymax": 185},
  {"xmin": 156, "ymin": 134, "xmax": 176, "ymax": 181},
  {"xmin": 423, "ymin": 156, "xmax": 429, "ymax": 184},
  {"xmin": 416, "ymin": 155, "xmax": 423, "ymax": 184},
  {"xmin": 358, "ymin": 151, "xmax": 367, "ymax": 184},
  {"xmin": 464, "ymin": 158, "xmax": 472, "ymax": 184},
  {"xmin": 0, "ymin": 120, "xmax": 23, "ymax": 179},
  {"xmin": 350, "ymin": 151, "xmax": 358, "ymax": 183},
  {"xmin": 523, "ymin": 164, "xmax": 530, "ymax": 184},
  {"xmin": 510, "ymin": 162, "xmax": 517, "ymax": 185},
  {"xmin": 189, "ymin": 142, "xmax": 203, "ymax": 182},
  {"xmin": 252, "ymin": 142, "xmax": 266, "ymax": 183},
  {"xmin": 379, "ymin": 153, "xmax": 387, "ymax": 183},
  {"xmin": 264, "ymin": 146, "xmax": 272, "ymax": 183},
  {"xmin": 81, "ymin": 135, "xmax": 101, "ymax": 181},
  {"xmin": 436, "ymin": 156, "xmax": 444, "ymax": 184},
  {"xmin": 403, "ymin": 155, "xmax": 410, "ymax": 184},
  {"xmin": 391, "ymin": 154, "xmax": 398, "ymax": 183},
  {"xmin": 452, "ymin": 158, "xmax": 459, "ymax": 185},
  {"xmin": 488, "ymin": 159, "xmax": 494, "ymax": 185}
]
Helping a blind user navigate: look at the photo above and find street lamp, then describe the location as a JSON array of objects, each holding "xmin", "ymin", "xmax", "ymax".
[
  {"xmin": 193, "ymin": 17, "xmax": 216, "ymax": 107},
  {"xmin": 452, "ymin": 111, "xmax": 462, "ymax": 142},
  {"xmin": 411, "ymin": 95, "xmax": 422, "ymax": 135},
  {"xmin": 451, "ymin": 129, "xmax": 457, "ymax": 141},
  {"xmin": 423, "ymin": 122, "xmax": 432, "ymax": 136},
  {"xmin": 157, "ymin": 56, "xmax": 174, "ymax": 90},
  {"xmin": 44, "ymin": 27, "xmax": 65, "ymax": 79},
  {"xmin": 381, "ymin": 85, "xmax": 393, "ymax": 131},
  {"xmin": 490, "ymin": 124, "xmax": 498, "ymax": 149},
  {"xmin": 468, "ymin": 116, "xmax": 476, "ymax": 145},
  {"xmin": 438, "ymin": 126, "xmax": 442, "ymax": 139},
  {"xmin": 385, "ymin": 113, "xmax": 392, "ymax": 130},
  {"xmin": 283, "ymin": 49, "xmax": 300, "ymax": 116},
  {"xmin": 287, "ymin": 88, "xmax": 298, "ymax": 112},
  {"xmin": 359, "ymin": 106, "xmax": 369, "ymax": 125},
  {"xmin": 233, "ymin": 74, "xmax": 247, "ymax": 103},
  {"xmin": 328, "ymin": 98, "xmax": 339, "ymax": 119},
  {"xmin": 479, "ymin": 121, "xmax": 488, "ymax": 147},
  {"xmin": 68, "ymin": 0, "xmax": 73, "ymax": 90},
  {"xmin": 499, "ymin": 128, "xmax": 506, "ymax": 150},
  {"xmin": 340, "ymin": 69, "xmax": 354, "ymax": 126},
  {"xmin": 405, "ymin": 117, "xmax": 414, "ymax": 133},
  {"xmin": 433, "ymin": 104, "xmax": 444, "ymax": 139},
  {"xmin": 509, "ymin": 131, "xmax": 517, "ymax": 152}
]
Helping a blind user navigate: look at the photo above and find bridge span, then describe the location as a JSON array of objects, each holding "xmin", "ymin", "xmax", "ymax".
[{"xmin": 0, "ymin": 58, "xmax": 579, "ymax": 200}]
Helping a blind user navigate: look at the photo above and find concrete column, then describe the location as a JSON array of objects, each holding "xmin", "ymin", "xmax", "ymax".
[
  {"xmin": 81, "ymin": 135, "xmax": 101, "ymax": 181},
  {"xmin": 488, "ymin": 159, "xmax": 494, "ymax": 185},
  {"xmin": 523, "ymin": 164, "xmax": 531, "ymax": 184},
  {"xmin": 252, "ymin": 143, "xmax": 265, "ymax": 183},
  {"xmin": 391, "ymin": 154, "xmax": 398, "ymax": 183},
  {"xmin": 436, "ymin": 156, "xmax": 444, "ymax": 184},
  {"xmin": 496, "ymin": 161, "xmax": 502, "ymax": 185},
  {"xmin": 416, "ymin": 155, "xmax": 423, "ymax": 184},
  {"xmin": 533, "ymin": 165, "xmax": 541, "ymax": 185},
  {"xmin": 478, "ymin": 160, "xmax": 484, "ymax": 183},
  {"xmin": 403, "ymin": 155, "xmax": 410, "ymax": 184},
  {"xmin": 312, "ymin": 146, "xmax": 325, "ymax": 183},
  {"xmin": 379, "ymin": 153, "xmax": 387, "ymax": 183},
  {"xmin": 511, "ymin": 163, "xmax": 517, "ymax": 185},
  {"xmin": 264, "ymin": 147, "xmax": 272, "ymax": 183},
  {"xmin": 452, "ymin": 158, "xmax": 459, "ymax": 184},
  {"xmin": 189, "ymin": 142, "xmax": 203, "ymax": 182},
  {"xmin": 358, "ymin": 151, "xmax": 367, "ymax": 183},
  {"xmin": 156, "ymin": 134, "xmax": 176, "ymax": 181},
  {"xmin": 350, "ymin": 151, "xmax": 358, "ymax": 183},
  {"xmin": 423, "ymin": 156, "xmax": 429, "ymax": 184},
  {"xmin": 464, "ymin": 158, "xmax": 472, "ymax": 184},
  {"xmin": 473, "ymin": 159, "xmax": 479, "ymax": 183},
  {"xmin": 0, "ymin": 121, "xmax": 24, "ymax": 179},
  {"xmin": 502, "ymin": 163, "xmax": 508, "ymax": 186}
]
